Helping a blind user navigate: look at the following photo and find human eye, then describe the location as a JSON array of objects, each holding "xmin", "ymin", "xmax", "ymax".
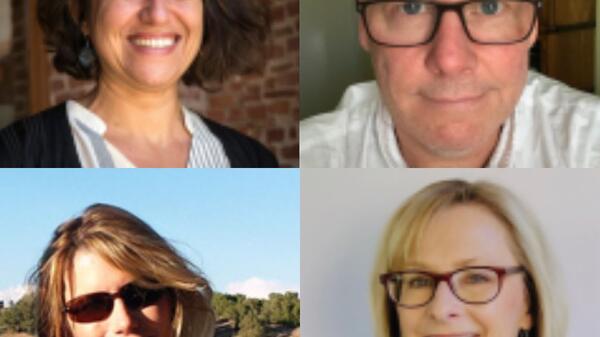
[
  {"xmin": 381, "ymin": 1, "xmax": 427, "ymax": 17},
  {"xmin": 462, "ymin": 271, "xmax": 493, "ymax": 284},
  {"xmin": 406, "ymin": 274, "xmax": 433, "ymax": 288},
  {"xmin": 477, "ymin": 0, "xmax": 504, "ymax": 15},
  {"xmin": 401, "ymin": 1, "xmax": 426, "ymax": 15}
]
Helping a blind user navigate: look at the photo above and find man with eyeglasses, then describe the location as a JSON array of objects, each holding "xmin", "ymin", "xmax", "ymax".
[{"xmin": 300, "ymin": 0, "xmax": 600, "ymax": 167}]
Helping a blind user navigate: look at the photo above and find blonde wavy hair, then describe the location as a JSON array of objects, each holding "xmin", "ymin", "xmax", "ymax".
[
  {"xmin": 30, "ymin": 203, "xmax": 215, "ymax": 337},
  {"xmin": 371, "ymin": 180, "xmax": 567, "ymax": 337}
]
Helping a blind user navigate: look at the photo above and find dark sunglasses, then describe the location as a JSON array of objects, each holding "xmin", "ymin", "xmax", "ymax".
[{"xmin": 64, "ymin": 283, "xmax": 168, "ymax": 323}]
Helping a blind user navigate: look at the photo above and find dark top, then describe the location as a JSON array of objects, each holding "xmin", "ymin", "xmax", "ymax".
[{"xmin": 0, "ymin": 103, "xmax": 278, "ymax": 168}]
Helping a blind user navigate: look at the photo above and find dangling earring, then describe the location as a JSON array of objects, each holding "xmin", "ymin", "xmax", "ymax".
[
  {"xmin": 78, "ymin": 37, "xmax": 95, "ymax": 68},
  {"xmin": 518, "ymin": 329, "xmax": 530, "ymax": 337}
]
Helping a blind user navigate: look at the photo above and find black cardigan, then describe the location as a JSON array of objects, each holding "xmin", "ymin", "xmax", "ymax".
[{"xmin": 0, "ymin": 103, "xmax": 278, "ymax": 168}]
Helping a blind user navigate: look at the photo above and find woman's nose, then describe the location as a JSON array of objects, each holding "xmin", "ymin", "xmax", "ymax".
[
  {"xmin": 139, "ymin": 0, "xmax": 170, "ymax": 24},
  {"xmin": 108, "ymin": 299, "xmax": 136, "ymax": 334},
  {"xmin": 425, "ymin": 11, "xmax": 477, "ymax": 77},
  {"xmin": 427, "ymin": 281, "xmax": 463, "ymax": 321}
]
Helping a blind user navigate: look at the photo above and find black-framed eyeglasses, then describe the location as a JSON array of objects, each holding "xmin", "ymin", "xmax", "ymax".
[
  {"xmin": 64, "ymin": 283, "xmax": 169, "ymax": 323},
  {"xmin": 379, "ymin": 266, "xmax": 526, "ymax": 308},
  {"xmin": 356, "ymin": 0, "xmax": 542, "ymax": 47}
]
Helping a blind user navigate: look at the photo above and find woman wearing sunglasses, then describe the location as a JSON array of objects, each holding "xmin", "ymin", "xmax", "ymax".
[
  {"xmin": 30, "ymin": 204, "xmax": 214, "ymax": 337},
  {"xmin": 371, "ymin": 180, "xmax": 567, "ymax": 337}
]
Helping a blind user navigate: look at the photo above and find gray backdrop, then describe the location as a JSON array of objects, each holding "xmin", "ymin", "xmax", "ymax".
[{"xmin": 302, "ymin": 169, "xmax": 600, "ymax": 337}]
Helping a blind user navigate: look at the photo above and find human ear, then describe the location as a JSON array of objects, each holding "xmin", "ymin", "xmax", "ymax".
[
  {"xmin": 526, "ymin": 22, "xmax": 538, "ymax": 49},
  {"xmin": 519, "ymin": 310, "xmax": 533, "ymax": 330},
  {"xmin": 519, "ymin": 281, "xmax": 533, "ymax": 330},
  {"xmin": 358, "ymin": 18, "xmax": 371, "ymax": 52}
]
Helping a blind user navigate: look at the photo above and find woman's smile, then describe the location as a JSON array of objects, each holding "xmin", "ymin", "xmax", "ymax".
[{"xmin": 128, "ymin": 33, "xmax": 181, "ymax": 55}]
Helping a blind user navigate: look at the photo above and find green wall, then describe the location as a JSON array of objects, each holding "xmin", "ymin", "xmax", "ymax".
[{"xmin": 300, "ymin": 0, "xmax": 373, "ymax": 119}]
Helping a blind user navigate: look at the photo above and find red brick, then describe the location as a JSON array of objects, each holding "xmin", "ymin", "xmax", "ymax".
[
  {"xmin": 206, "ymin": 110, "xmax": 226, "ymax": 124},
  {"xmin": 286, "ymin": 37, "xmax": 299, "ymax": 52},
  {"xmin": 287, "ymin": 0, "xmax": 299, "ymax": 16},
  {"xmin": 229, "ymin": 108, "xmax": 246, "ymax": 121},
  {"xmin": 229, "ymin": 79, "xmax": 244, "ymax": 91},
  {"xmin": 267, "ymin": 44, "xmax": 285, "ymax": 59},
  {"xmin": 282, "ymin": 143, "xmax": 299, "ymax": 159},
  {"xmin": 275, "ymin": 72, "xmax": 298, "ymax": 87},
  {"xmin": 273, "ymin": 26, "xmax": 294, "ymax": 38},
  {"xmin": 247, "ymin": 104, "xmax": 267, "ymax": 120},
  {"xmin": 209, "ymin": 94, "xmax": 235, "ymax": 110},
  {"xmin": 271, "ymin": 62, "xmax": 293, "ymax": 73},
  {"xmin": 267, "ymin": 128, "xmax": 285, "ymax": 142},
  {"xmin": 268, "ymin": 100, "xmax": 290, "ymax": 114},
  {"xmin": 264, "ymin": 89, "xmax": 297, "ymax": 98},
  {"xmin": 243, "ymin": 85, "xmax": 261, "ymax": 101},
  {"xmin": 270, "ymin": 5, "xmax": 285, "ymax": 22}
]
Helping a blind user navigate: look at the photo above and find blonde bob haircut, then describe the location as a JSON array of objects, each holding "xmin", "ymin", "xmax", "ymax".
[
  {"xmin": 371, "ymin": 180, "xmax": 567, "ymax": 337},
  {"xmin": 30, "ymin": 203, "xmax": 215, "ymax": 337}
]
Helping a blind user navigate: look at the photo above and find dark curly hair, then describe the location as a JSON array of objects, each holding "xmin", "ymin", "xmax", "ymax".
[{"xmin": 37, "ymin": 0, "xmax": 270, "ymax": 88}]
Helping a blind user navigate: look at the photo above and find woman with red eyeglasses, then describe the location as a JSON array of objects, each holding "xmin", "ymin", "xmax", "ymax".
[
  {"xmin": 371, "ymin": 180, "xmax": 567, "ymax": 337},
  {"xmin": 30, "ymin": 204, "xmax": 214, "ymax": 337}
]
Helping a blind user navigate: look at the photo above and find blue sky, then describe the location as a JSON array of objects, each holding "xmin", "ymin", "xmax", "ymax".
[{"xmin": 0, "ymin": 169, "xmax": 299, "ymax": 303}]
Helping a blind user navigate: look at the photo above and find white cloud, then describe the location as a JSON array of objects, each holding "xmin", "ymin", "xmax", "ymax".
[
  {"xmin": 225, "ymin": 277, "xmax": 298, "ymax": 299},
  {"xmin": 0, "ymin": 285, "xmax": 32, "ymax": 306}
]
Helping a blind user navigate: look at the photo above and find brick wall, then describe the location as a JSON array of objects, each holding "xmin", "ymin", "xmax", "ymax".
[{"xmin": 47, "ymin": 0, "xmax": 299, "ymax": 167}]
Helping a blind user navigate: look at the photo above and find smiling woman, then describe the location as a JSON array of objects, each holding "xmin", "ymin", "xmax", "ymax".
[
  {"xmin": 31, "ymin": 203, "xmax": 214, "ymax": 337},
  {"xmin": 372, "ymin": 180, "xmax": 567, "ymax": 337},
  {"xmin": 0, "ymin": 0, "xmax": 276, "ymax": 168}
]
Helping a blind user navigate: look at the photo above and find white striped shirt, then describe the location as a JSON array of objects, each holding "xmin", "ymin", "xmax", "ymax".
[{"xmin": 66, "ymin": 100, "xmax": 230, "ymax": 168}]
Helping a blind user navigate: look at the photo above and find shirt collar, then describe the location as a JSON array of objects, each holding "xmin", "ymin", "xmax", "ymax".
[{"xmin": 66, "ymin": 100, "xmax": 199, "ymax": 136}]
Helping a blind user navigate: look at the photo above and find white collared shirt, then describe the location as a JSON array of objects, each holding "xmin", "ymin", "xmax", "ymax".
[
  {"xmin": 66, "ymin": 100, "xmax": 230, "ymax": 168},
  {"xmin": 300, "ymin": 71, "xmax": 600, "ymax": 168}
]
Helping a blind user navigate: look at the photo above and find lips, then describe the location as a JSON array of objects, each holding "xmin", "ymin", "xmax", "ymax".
[
  {"xmin": 419, "ymin": 82, "xmax": 491, "ymax": 105},
  {"xmin": 425, "ymin": 94, "xmax": 484, "ymax": 104}
]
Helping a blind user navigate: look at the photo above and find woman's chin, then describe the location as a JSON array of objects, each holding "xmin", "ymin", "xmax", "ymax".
[{"xmin": 126, "ymin": 68, "xmax": 182, "ymax": 91}]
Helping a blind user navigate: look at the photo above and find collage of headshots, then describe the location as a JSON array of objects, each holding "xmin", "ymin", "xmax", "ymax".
[{"xmin": 0, "ymin": 0, "xmax": 599, "ymax": 337}]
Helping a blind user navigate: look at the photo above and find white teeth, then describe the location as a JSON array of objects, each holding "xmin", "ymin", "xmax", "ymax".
[{"xmin": 132, "ymin": 38, "xmax": 176, "ymax": 48}]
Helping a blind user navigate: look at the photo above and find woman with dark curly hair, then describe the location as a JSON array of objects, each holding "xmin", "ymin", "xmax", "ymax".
[{"xmin": 0, "ymin": 0, "xmax": 277, "ymax": 168}]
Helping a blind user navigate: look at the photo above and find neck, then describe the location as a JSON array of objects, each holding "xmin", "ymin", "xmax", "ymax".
[
  {"xmin": 396, "ymin": 130, "xmax": 500, "ymax": 168},
  {"xmin": 80, "ymin": 78, "xmax": 187, "ymax": 144}
]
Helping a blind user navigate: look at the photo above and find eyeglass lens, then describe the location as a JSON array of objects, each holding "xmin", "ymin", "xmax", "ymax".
[
  {"xmin": 385, "ymin": 268, "xmax": 500, "ymax": 307},
  {"xmin": 363, "ymin": 0, "xmax": 537, "ymax": 46},
  {"xmin": 65, "ymin": 283, "xmax": 165, "ymax": 323}
]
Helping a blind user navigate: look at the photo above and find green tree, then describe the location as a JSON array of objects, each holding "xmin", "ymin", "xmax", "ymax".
[
  {"xmin": 261, "ymin": 292, "xmax": 299, "ymax": 327},
  {"xmin": 235, "ymin": 311, "xmax": 265, "ymax": 337},
  {"xmin": 212, "ymin": 292, "xmax": 233, "ymax": 319},
  {"xmin": 0, "ymin": 292, "xmax": 36, "ymax": 334}
]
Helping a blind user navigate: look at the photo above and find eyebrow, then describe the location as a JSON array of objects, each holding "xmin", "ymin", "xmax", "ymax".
[{"xmin": 402, "ymin": 257, "xmax": 480, "ymax": 271}]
